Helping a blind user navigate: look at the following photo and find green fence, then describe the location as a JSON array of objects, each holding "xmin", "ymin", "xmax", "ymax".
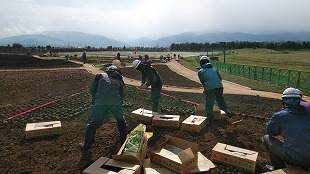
[{"xmin": 210, "ymin": 61, "xmax": 310, "ymax": 90}]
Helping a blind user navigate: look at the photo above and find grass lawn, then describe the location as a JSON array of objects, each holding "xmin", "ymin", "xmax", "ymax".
[{"xmin": 179, "ymin": 48, "xmax": 310, "ymax": 96}]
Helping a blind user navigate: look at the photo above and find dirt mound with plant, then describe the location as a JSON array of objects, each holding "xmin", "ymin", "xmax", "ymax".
[{"xmin": 0, "ymin": 55, "xmax": 285, "ymax": 174}]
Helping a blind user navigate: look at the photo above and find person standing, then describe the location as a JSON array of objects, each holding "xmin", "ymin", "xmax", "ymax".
[
  {"xmin": 116, "ymin": 51, "xmax": 121, "ymax": 61},
  {"xmin": 197, "ymin": 56, "xmax": 233, "ymax": 123},
  {"xmin": 80, "ymin": 65, "xmax": 127, "ymax": 152},
  {"xmin": 132, "ymin": 59, "xmax": 162, "ymax": 114},
  {"xmin": 262, "ymin": 87, "xmax": 310, "ymax": 171},
  {"xmin": 82, "ymin": 51, "xmax": 87, "ymax": 64}
]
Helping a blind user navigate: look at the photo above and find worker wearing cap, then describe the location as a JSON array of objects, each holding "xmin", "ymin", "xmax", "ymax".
[
  {"xmin": 132, "ymin": 59, "xmax": 162, "ymax": 114},
  {"xmin": 80, "ymin": 65, "xmax": 127, "ymax": 152},
  {"xmin": 197, "ymin": 56, "xmax": 234, "ymax": 123},
  {"xmin": 262, "ymin": 87, "xmax": 310, "ymax": 171}
]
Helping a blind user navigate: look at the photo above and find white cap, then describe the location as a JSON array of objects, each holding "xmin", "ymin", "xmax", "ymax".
[
  {"xmin": 282, "ymin": 87, "xmax": 301, "ymax": 98},
  {"xmin": 132, "ymin": 60, "xmax": 141, "ymax": 69},
  {"xmin": 107, "ymin": 65, "xmax": 118, "ymax": 71},
  {"xmin": 200, "ymin": 56, "xmax": 209, "ymax": 61}
]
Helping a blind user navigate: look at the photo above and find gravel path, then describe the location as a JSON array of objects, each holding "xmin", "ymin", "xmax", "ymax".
[{"xmin": 72, "ymin": 59, "xmax": 310, "ymax": 100}]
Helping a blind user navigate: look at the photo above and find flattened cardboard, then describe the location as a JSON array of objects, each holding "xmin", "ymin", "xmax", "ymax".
[
  {"xmin": 25, "ymin": 121, "xmax": 61, "ymax": 139},
  {"xmin": 144, "ymin": 152, "xmax": 216, "ymax": 174},
  {"xmin": 262, "ymin": 166, "xmax": 310, "ymax": 174},
  {"xmin": 211, "ymin": 142, "xmax": 258, "ymax": 173},
  {"xmin": 188, "ymin": 152, "xmax": 216, "ymax": 173},
  {"xmin": 143, "ymin": 158, "xmax": 178, "ymax": 174},
  {"xmin": 181, "ymin": 115, "xmax": 207, "ymax": 132},
  {"xmin": 149, "ymin": 135, "xmax": 198, "ymax": 174},
  {"xmin": 152, "ymin": 114, "xmax": 180, "ymax": 128},
  {"xmin": 131, "ymin": 108, "xmax": 154, "ymax": 123},
  {"xmin": 83, "ymin": 157, "xmax": 140, "ymax": 174},
  {"xmin": 112, "ymin": 133, "xmax": 148, "ymax": 166}
]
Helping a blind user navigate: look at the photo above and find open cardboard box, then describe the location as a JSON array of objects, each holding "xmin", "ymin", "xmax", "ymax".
[
  {"xmin": 262, "ymin": 166, "xmax": 310, "ymax": 174},
  {"xmin": 131, "ymin": 108, "xmax": 154, "ymax": 123},
  {"xmin": 152, "ymin": 114, "xmax": 180, "ymax": 128},
  {"xmin": 83, "ymin": 157, "xmax": 141, "ymax": 174},
  {"xmin": 181, "ymin": 115, "xmax": 207, "ymax": 133},
  {"xmin": 211, "ymin": 142, "xmax": 258, "ymax": 173},
  {"xmin": 149, "ymin": 135, "xmax": 199, "ymax": 174},
  {"xmin": 25, "ymin": 121, "xmax": 61, "ymax": 139},
  {"xmin": 144, "ymin": 152, "xmax": 215, "ymax": 174},
  {"xmin": 112, "ymin": 129, "xmax": 151, "ymax": 166}
]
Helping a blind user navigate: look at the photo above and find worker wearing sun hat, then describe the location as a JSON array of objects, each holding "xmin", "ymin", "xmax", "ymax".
[
  {"xmin": 80, "ymin": 65, "xmax": 127, "ymax": 152},
  {"xmin": 262, "ymin": 87, "xmax": 310, "ymax": 171},
  {"xmin": 197, "ymin": 56, "xmax": 234, "ymax": 123}
]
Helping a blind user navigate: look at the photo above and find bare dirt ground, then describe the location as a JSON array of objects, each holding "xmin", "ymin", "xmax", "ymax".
[{"xmin": 1, "ymin": 55, "xmax": 308, "ymax": 174}]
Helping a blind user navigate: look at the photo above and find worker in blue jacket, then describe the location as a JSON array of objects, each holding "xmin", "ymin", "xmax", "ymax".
[
  {"xmin": 80, "ymin": 65, "xmax": 127, "ymax": 152},
  {"xmin": 132, "ymin": 59, "xmax": 162, "ymax": 114},
  {"xmin": 262, "ymin": 87, "xmax": 310, "ymax": 171},
  {"xmin": 198, "ymin": 56, "xmax": 233, "ymax": 123}
]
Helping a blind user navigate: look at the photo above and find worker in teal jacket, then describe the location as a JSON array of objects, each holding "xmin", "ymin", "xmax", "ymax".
[
  {"xmin": 197, "ymin": 56, "xmax": 233, "ymax": 123},
  {"xmin": 80, "ymin": 65, "xmax": 127, "ymax": 152},
  {"xmin": 132, "ymin": 59, "xmax": 162, "ymax": 114},
  {"xmin": 262, "ymin": 87, "xmax": 310, "ymax": 171}
]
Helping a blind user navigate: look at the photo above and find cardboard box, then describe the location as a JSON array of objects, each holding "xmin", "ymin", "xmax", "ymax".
[
  {"xmin": 131, "ymin": 108, "xmax": 154, "ymax": 123},
  {"xmin": 262, "ymin": 166, "xmax": 310, "ymax": 174},
  {"xmin": 195, "ymin": 104, "xmax": 225, "ymax": 120},
  {"xmin": 211, "ymin": 142, "xmax": 258, "ymax": 173},
  {"xmin": 83, "ymin": 157, "xmax": 140, "ymax": 174},
  {"xmin": 112, "ymin": 132, "xmax": 149, "ymax": 166},
  {"xmin": 181, "ymin": 115, "xmax": 207, "ymax": 133},
  {"xmin": 144, "ymin": 152, "xmax": 216, "ymax": 174},
  {"xmin": 25, "ymin": 121, "xmax": 61, "ymax": 139},
  {"xmin": 152, "ymin": 114, "xmax": 180, "ymax": 128},
  {"xmin": 149, "ymin": 135, "xmax": 199, "ymax": 174}
]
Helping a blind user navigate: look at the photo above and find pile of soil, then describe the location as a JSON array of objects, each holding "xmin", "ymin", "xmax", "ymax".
[{"xmin": 0, "ymin": 55, "xmax": 286, "ymax": 174}]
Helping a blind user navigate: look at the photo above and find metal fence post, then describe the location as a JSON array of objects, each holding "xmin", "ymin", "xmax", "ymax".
[{"xmin": 287, "ymin": 69, "xmax": 291, "ymax": 86}]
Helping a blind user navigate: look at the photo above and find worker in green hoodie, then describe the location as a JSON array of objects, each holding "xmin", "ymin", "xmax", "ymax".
[
  {"xmin": 80, "ymin": 65, "xmax": 127, "ymax": 152},
  {"xmin": 132, "ymin": 59, "xmax": 163, "ymax": 114}
]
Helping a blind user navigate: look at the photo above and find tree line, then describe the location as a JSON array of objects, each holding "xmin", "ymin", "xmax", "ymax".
[{"xmin": 170, "ymin": 41, "xmax": 310, "ymax": 51}]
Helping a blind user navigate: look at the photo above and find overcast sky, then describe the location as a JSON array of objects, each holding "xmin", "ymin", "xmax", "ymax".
[{"xmin": 1, "ymin": 0, "xmax": 310, "ymax": 42}]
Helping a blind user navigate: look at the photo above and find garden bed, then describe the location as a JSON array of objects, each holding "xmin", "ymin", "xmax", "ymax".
[{"xmin": 0, "ymin": 55, "xmax": 284, "ymax": 174}]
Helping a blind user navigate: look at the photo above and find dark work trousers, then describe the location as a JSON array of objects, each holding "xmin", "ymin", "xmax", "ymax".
[
  {"xmin": 262, "ymin": 135, "xmax": 286, "ymax": 169},
  {"xmin": 151, "ymin": 87, "xmax": 161, "ymax": 112},
  {"xmin": 82, "ymin": 105, "xmax": 127, "ymax": 151},
  {"xmin": 204, "ymin": 87, "xmax": 228, "ymax": 120}
]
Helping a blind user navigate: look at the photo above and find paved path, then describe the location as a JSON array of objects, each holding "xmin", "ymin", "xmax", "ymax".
[{"xmin": 44, "ymin": 59, "xmax": 309, "ymax": 101}]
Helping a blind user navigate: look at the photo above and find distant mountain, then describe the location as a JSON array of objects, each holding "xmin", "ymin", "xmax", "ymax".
[
  {"xmin": 133, "ymin": 32, "xmax": 310, "ymax": 47},
  {"xmin": 1, "ymin": 31, "xmax": 309, "ymax": 48},
  {"xmin": 0, "ymin": 34, "xmax": 66, "ymax": 47},
  {"xmin": 0, "ymin": 31, "xmax": 128, "ymax": 48},
  {"xmin": 41, "ymin": 31, "xmax": 127, "ymax": 48}
]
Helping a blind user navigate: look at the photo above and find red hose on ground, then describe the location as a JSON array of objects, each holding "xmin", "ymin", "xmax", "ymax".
[
  {"xmin": 2, "ymin": 99, "xmax": 59, "ymax": 122},
  {"xmin": 2, "ymin": 88, "xmax": 88, "ymax": 123}
]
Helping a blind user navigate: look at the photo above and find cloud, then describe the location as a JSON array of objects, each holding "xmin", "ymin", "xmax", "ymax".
[{"xmin": 0, "ymin": 0, "xmax": 310, "ymax": 42}]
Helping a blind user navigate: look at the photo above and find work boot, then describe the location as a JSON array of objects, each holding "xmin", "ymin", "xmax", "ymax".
[
  {"xmin": 266, "ymin": 165, "xmax": 277, "ymax": 171},
  {"xmin": 225, "ymin": 110, "xmax": 234, "ymax": 118},
  {"xmin": 79, "ymin": 143, "xmax": 88, "ymax": 152}
]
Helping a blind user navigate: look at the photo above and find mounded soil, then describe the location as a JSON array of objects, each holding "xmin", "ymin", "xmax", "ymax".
[{"xmin": 0, "ymin": 54, "xmax": 285, "ymax": 174}]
